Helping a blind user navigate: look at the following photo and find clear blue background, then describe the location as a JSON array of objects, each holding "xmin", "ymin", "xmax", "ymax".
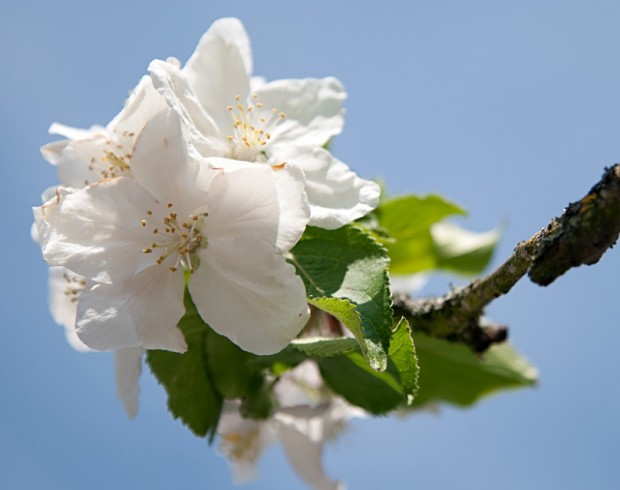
[{"xmin": 2, "ymin": 1, "xmax": 619, "ymax": 488}]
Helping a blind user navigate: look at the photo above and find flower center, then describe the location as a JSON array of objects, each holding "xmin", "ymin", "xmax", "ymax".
[
  {"xmin": 140, "ymin": 202, "xmax": 206, "ymax": 273},
  {"xmin": 225, "ymin": 93, "xmax": 286, "ymax": 161},
  {"xmin": 62, "ymin": 272, "xmax": 86, "ymax": 303},
  {"xmin": 83, "ymin": 132, "xmax": 135, "ymax": 185},
  {"xmin": 220, "ymin": 427, "xmax": 261, "ymax": 465}
]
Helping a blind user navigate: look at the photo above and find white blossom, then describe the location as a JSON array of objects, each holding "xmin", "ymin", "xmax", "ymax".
[
  {"xmin": 148, "ymin": 17, "xmax": 380, "ymax": 229},
  {"xmin": 218, "ymin": 361, "xmax": 364, "ymax": 490},
  {"xmin": 35, "ymin": 109, "xmax": 310, "ymax": 355},
  {"xmin": 41, "ymin": 63, "xmax": 174, "ymax": 188}
]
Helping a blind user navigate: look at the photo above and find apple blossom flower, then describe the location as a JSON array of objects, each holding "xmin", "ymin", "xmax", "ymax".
[
  {"xmin": 218, "ymin": 361, "xmax": 365, "ymax": 490},
  {"xmin": 35, "ymin": 109, "xmax": 310, "ymax": 355},
  {"xmin": 41, "ymin": 61, "xmax": 175, "ymax": 188},
  {"xmin": 148, "ymin": 17, "xmax": 380, "ymax": 229}
]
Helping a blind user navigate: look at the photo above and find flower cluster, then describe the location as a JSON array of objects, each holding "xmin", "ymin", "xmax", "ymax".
[
  {"xmin": 34, "ymin": 17, "xmax": 379, "ymax": 357},
  {"xmin": 33, "ymin": 17, "xmax": 379, "ymax": 487}
]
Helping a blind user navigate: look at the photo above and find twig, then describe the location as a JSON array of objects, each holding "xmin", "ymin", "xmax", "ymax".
[{"xmin": 393, "ymin": 164, "xmax": 620, "ymax": 352}]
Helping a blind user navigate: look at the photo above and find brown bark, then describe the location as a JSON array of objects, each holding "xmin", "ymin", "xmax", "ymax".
[{"xmin": 393, "ymin": 165, "xmax": 620, "ymax": 352}]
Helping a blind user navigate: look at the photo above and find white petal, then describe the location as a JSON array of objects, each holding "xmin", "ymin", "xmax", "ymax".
[
  {"xmin": 216, "ymin": 401, "xmax": 272, "ymax": 483},
  {"xmin": 76, "ymin": 283, "xmax": 140, "ymax": 349},
  {"xmin": 129, "ymin": 109, "xmax": 212, "ymax": 217},
  {"xmin": 274, "ymin": 360, "xmax": 326, "ymax": 408},
  {"xmin": 49, "ymin": 122, "xmax": 105, "ymax": 140},
  {"xmin": 430, "ymin": 221, "xmax": 500, "ymax": 257},
  {"xmin": 389, "ymin": 273, "xmax": 429, "ymax": 296},
  {"xmin": 183, "ymin": 18, "xmax": 252, "ymax": 130},
  {"xmin": 108, "ymin": 74, "xmax": 167, "ymax": 139},
  {"xmin": 275, "ymin": 418, "xmax": 343, "ymax": 490},
  {"xmin": 254, "ymin": 77, "xmax": 346, "ymax": 147},
  {"xmin": 42, "ymin": 75, "xmax": 166, "ymax": 189},
  {"xmin": 30, "ymin": 221, "xmax": 40, "ymax": 244},
  {"xmin": 37, "ymin": 178, "xmax": 159, "ymax": 282},
  {"xmin": 149, "ymin": 59, "xmax": 226, "ymax": 155},
  {"xmin": 76, "ymin": 267, "xmax": 186, "ymax": 352},
  {"xmin": 189, "ymin": 237, "xmax": 309, "ymax": 355},
  {"xmin": 203, "ymin": 159, "xmax": 308, "ymax": 253},
  {"xmin": 250, "ymin": 75, "xmax": 266, "ymax": 89},
  {"xmin": 32, "ymin": 204, "xmax": 49, "ymax": 247},
  {"xmin": 41, "ymin": 133, "xmax": 113, "ymax": 188},
  {"xmin": 193, "ymin": 18, "xmax": 253, "ymax": 74},
  {"xmin": 271, "ymin": 162, "xmax": 311, "ymax": 252},
  {"xmin": 115, "ymin": 347, "xmax": 144, "ymax": 418},
  {"xmin": 273, "ymin": 145, "xmax": 380, "ymax": 229}
]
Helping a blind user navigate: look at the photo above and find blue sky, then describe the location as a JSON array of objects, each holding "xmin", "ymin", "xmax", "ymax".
[{"xmin": 2, "ymin": 1, "xmax": 620, "ymax": 488}]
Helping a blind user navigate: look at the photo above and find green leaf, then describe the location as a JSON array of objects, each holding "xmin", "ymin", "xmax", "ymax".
[
  {"xmin": 205, "ymin": 329, "xmax": 258, "ymax": 399},
  {"xmin": 205, "ymin": 330, "xmax": 274, "ymax": 419},
  {"xmin": 248, "ymin": 346, "xmax": 307, "ymax": 371},
  {"xmin": 319, "ymin": 351, "xmax": 405, "ymax": 414},
  {"xmin": 148, "ymin": 291, "xmax": 282, "ymax": 434},
  {"xmin": 307, "ymin": 296, "xmax": 383, "ymax": 363},
  {"xmin": 290, "ymin": 337, "xmax": 359, "ymax": 358},
  {"xmin": 377, "ymin": 194, "xmax": 499, "ymax": 276},
  {"xmin": 239, "ymin": 375, "xmax": 273, "ymax": 420},
  {"xmin": 411, "ymin": 334, "xmax": 538, "ymax": 408},
  {"xmin": 146, "ymin": 293, "xmax": 222, "ymax": 441},
  {"xmin": 388, "ymin": 319, "xmax": 419, "ymax": 405},
  {"xmin": 377, "ymin": 195, "xmax": 464, "ymax": 275},
  {"xmin": 290, "ymin": 225, "xmax": 393, "ymax": 371},
  {"xmin": 378, "ymin": 194, "xmax": 466, "ymax": 240}
]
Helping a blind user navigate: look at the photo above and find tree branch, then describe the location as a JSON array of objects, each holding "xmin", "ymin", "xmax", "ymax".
[{"xmin": 394, "ymin": 164, "xmax": 620, "ymax": 352}]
